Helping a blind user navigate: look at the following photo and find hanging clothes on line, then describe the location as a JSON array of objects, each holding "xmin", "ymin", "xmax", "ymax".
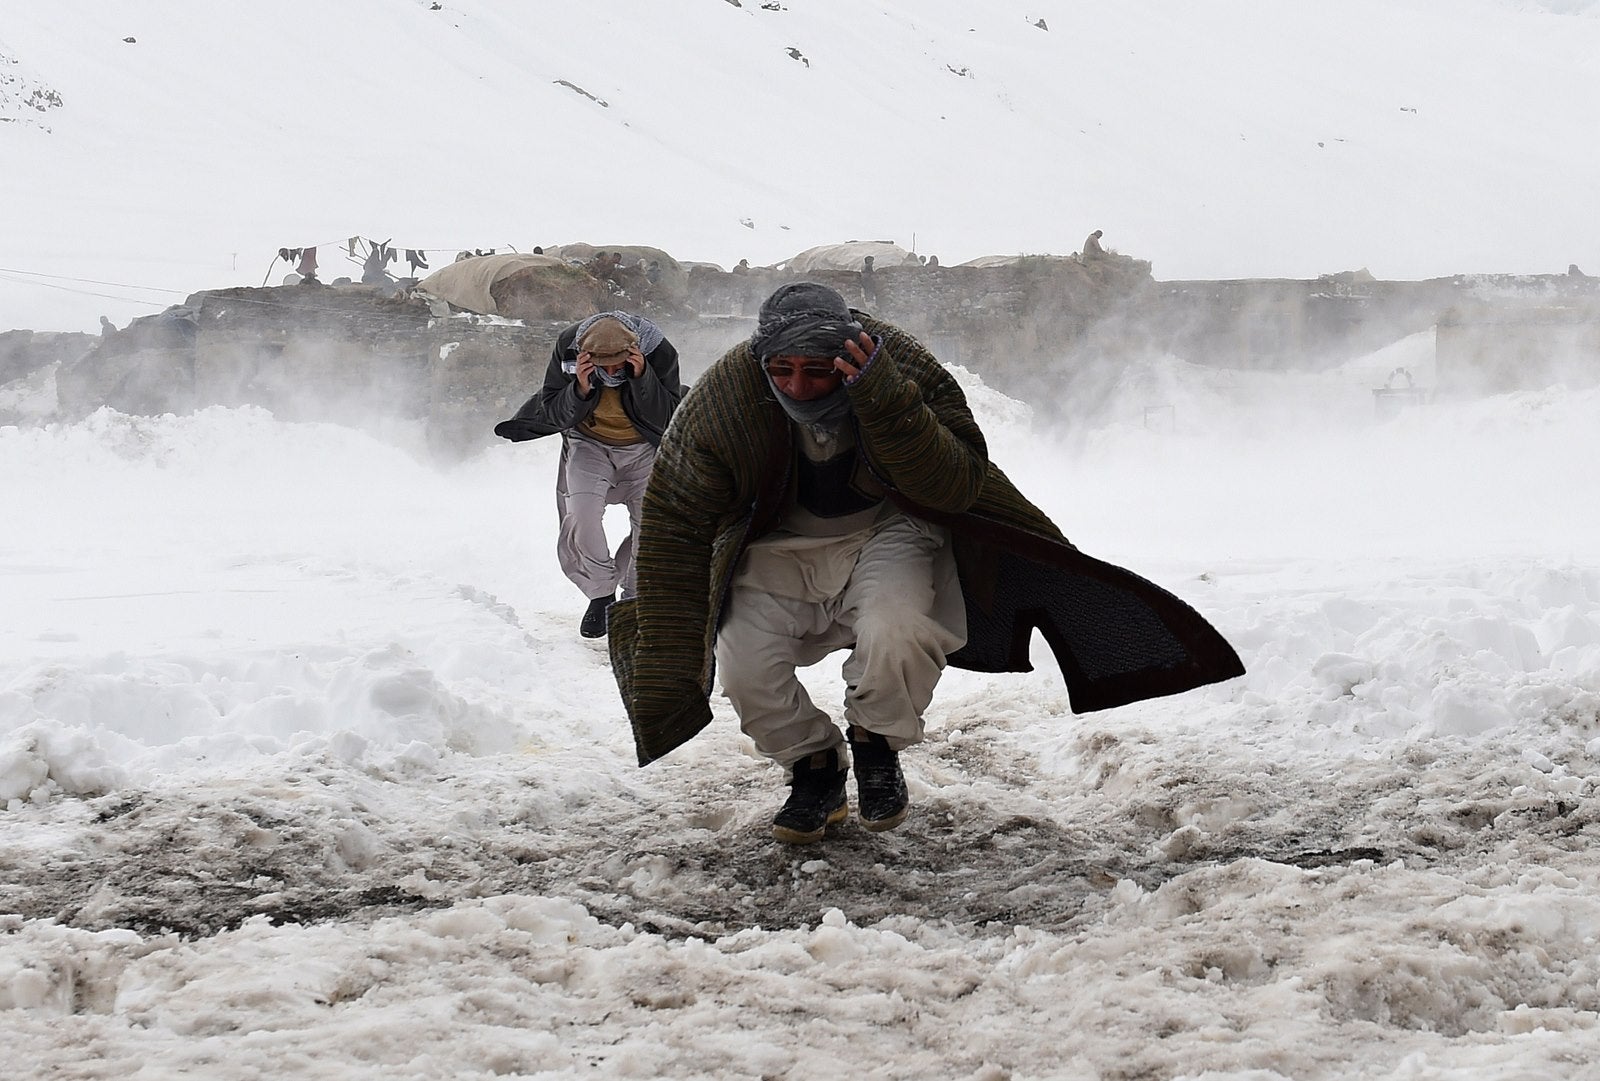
[{"xmin": 362, "ymin": 239, "xmax": 397, "ymax": 284}]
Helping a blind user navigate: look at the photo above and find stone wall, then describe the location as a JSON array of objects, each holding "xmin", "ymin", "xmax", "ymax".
[
  {"xmin": 4, "ymin": 260, "xmax": 1597, "ymax": 454},
  {"xmin": 1437, "ymin": 301, "xmax": 1600, "ymax": 397},
  {"xmin": 0, "ymin": 329, "xmax": 94, "ymax": 423},
  {"xmin": 0, "ymin": 329, "xmax": 95, "ymax": 384}
]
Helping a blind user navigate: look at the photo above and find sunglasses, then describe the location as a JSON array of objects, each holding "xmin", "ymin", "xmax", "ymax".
[{"xmin": 765, "ymin": 360, "xmax": 839, "ymax": 379}]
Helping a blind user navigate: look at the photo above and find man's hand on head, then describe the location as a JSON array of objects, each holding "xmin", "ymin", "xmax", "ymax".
[
  {"xmin": 575, "ymin": 351, "xmax": 597, "ymax": 395},
  {"xmin": 837, "ymin": 331, "xmax": 876, "ymax": 382}
]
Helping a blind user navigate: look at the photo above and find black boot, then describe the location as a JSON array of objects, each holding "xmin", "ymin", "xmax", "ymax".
[
  {"xmin": 771, "ymin": 748, "xmax": 849, "ymax": 845},
  {"xmin": 848, "ymin": 726, "xmax": 909, "ymax": 832},
  {"xmin": 579, "ymin": 593, "xmax": 614, "ymax": 638}
]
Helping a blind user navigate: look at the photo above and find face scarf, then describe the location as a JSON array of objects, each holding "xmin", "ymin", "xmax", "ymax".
[
  {"xmin": 593, "ymin": 364, "xmax": 629, "ymax": 388},
  {"xmin": 763, "ymin": 373, "xmax": 853, "ymax": 437},
  {"xmin": 751, "ymin": 282, "xmax": 862, "ymax": 437}
]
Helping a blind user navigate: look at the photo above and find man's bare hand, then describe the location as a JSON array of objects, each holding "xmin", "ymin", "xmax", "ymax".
[{"xmin": 836, "ymin": 331, "xmax": 876, "ymax": 380}]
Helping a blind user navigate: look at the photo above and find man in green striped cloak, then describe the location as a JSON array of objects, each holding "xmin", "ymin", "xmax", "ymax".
[{"xmin": 609, "ymin": 282, "xmax": 1242, "ymax": 845}]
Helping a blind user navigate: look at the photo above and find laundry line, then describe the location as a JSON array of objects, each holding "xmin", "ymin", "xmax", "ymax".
[{"xmin": 263, "ymin": 235, "xmax": 533, "ymax": 286}]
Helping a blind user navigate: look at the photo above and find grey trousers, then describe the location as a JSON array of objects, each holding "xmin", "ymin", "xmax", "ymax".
[
  {"xmin": 555, "ymin": 435, "xmax": 655, "ymax": 602},
  {"xmin": 715, "ymin": 513, "xmax": 966, "ymax": 770}
]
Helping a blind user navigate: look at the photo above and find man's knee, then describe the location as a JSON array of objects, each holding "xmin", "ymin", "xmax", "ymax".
[
  {"xmin": 717, "ymin": 634, "xmax": 770, "ymax": 682},
  {"xmin": 853, "ymin": 605, "xmax": 939, "ymax": 653},
  {"xmin": 717, "ymin": 631, "xmax": 804, "ymax": 703},
  {"xmin": 559, "ymin": 507, "xmax": 605, "ymax": 543}
]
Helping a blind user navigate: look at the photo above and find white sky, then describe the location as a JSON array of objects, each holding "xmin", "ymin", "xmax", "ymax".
[
  {"xmin": 5, "ymin": 3, "xmax": 1600, "ymax": 1079},
  {"xmin": 3, "ymin": 0, "xmax": 1599, "ymax": 332}
]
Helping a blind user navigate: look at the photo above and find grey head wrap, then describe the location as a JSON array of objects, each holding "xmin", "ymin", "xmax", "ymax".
[
  {"xmin": 750, "ymin": 283, "xmax": 863, "ymax": 436},
  {"xmin": 750, "ymin": 282, "xmax": 863, "ymax": 362}
]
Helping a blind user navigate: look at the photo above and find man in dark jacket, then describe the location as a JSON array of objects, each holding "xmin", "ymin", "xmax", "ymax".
[
  {"xmin": 495, "ymin": 311, "xmax": 682, "ymax": 637},
  {"xmin": 609, "ymin": 284, "xmax": 1242, "ymax": 844}
]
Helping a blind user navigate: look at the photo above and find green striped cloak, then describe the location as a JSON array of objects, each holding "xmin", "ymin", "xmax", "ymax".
[{"xmin": 609, "ymin": 315, "xmax": 1243, "ymax": 765}]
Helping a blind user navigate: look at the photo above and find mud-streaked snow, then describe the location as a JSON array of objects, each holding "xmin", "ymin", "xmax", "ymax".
[
  {"xmin": 4, "ymin": 352, "xmax": 1600, "ymax": 1079},
  {"xmin": 6, "ymin": 0, "xmax": 1600, "ymax": 1075}
]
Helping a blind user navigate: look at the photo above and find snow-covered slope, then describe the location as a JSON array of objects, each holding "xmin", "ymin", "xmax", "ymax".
[
  {"xmin": 3, "ymin": 0, "xmax": 1599, "ymax": 331},
  {"xmin": 5, "ymin": 370, "xmax": 1600, "ymax": 1078},
  {"xmin": 5, "ymin": 7, "xmax": 1600, "ymax": 1075}
]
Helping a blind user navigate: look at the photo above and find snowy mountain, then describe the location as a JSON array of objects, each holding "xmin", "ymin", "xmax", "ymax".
[
  {"xmin": 4, "ymin": 0, "xmax": 1599, "ymax": 332},
  {"xmin": 6, "ymin": 4, "xmax": 1600, "ymax": 1079}
]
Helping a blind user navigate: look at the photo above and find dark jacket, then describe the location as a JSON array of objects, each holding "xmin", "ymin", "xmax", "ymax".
[
  {"xmin": 608, "ymin": 314, "xmax": 1244, "ymax": 765},
  {"xmin": 494, "ymin": 322, "xmax": 683, "ymax": 447}
]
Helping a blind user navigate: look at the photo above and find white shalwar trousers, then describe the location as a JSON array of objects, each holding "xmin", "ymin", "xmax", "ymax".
[
  {"xmin": 715, "ymin": 512, "xmax": 966, "ymax": 770},
  {"xmin": 554, "ymin": 434, "xmax": 655, "ymax": 602}
]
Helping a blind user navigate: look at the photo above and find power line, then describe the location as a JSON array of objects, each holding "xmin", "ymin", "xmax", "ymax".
[
  {"xmin": 0, "ymin": 252, "xmax": 549, "ymax": 323},
  {"xmin": 0, "ymin": 270, "xmax": 175, "ymax": 309},
  {"xmin": 0, "ymin": 267, "xmax": 191, "ymax": 294},
  {"xmin": 0, "ymin": 265, "xmax": 398, "ymax": 320},
  {"xmin": 0, "ymin": 272, "xmax": 430, "ymax": 321}
]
